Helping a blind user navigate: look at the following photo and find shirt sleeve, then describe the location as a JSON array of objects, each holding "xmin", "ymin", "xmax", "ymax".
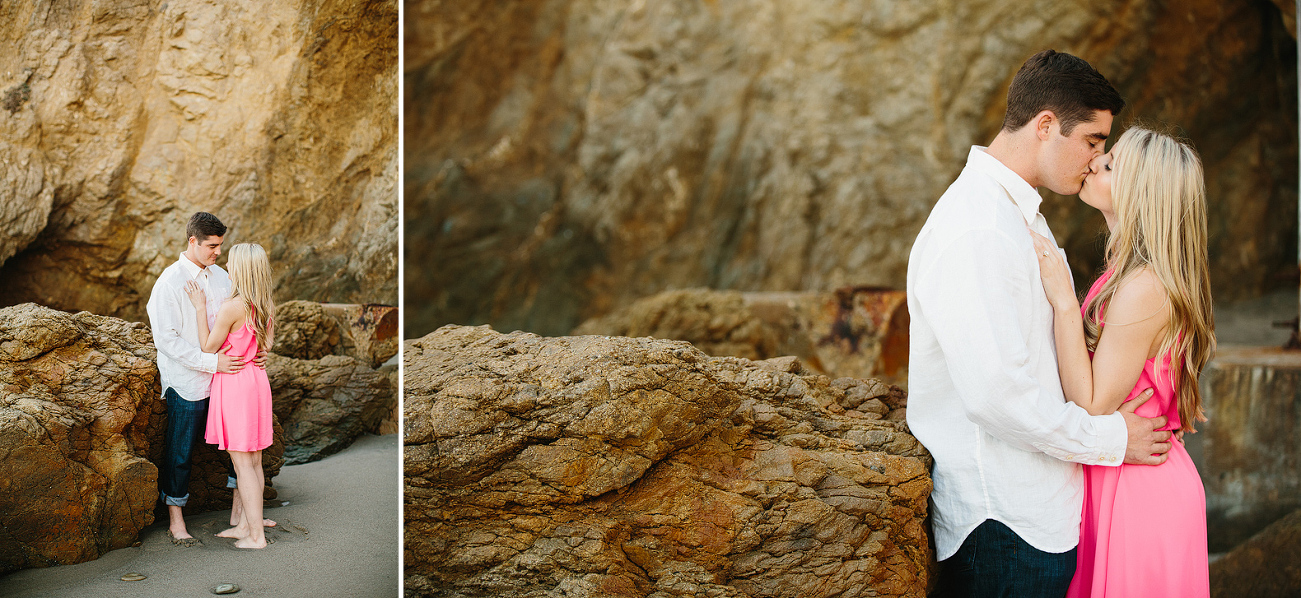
[
  {"xmin": 146, "ymin": 279, "xmax": 219, "ymax": 374},
  {"xmin": 914, "ymin": 227, "xmax": 1128, "ymax": 466}
]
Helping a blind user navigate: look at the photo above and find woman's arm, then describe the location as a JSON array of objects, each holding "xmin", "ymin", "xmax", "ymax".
[
  {"xmin": 184, "ymin": 281, "xmax": 243, "ymax": 353},
  {"xmin": 199, "ymin": 301, "xmax": 243, "ymax": 353},
  {"xmin": 1031, "ymin": 231, "xmax": 1169, "ymax": 415},
  {"xmin": 1083, "ymin": 272, "xmax": 1169, "ymax": 414},
  {"xmin": 183, "ymin": 281, "xmax": 216, "ymax": 349}
]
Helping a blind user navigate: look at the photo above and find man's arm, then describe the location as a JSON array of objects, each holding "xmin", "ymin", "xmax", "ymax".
[{"xmin": 915, "ymin": 227, "xmax": 1130, "ymax": 465}]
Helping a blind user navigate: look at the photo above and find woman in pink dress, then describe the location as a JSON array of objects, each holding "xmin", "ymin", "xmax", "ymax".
[
  {"xmin": 185, "ymin": 242, "xmax": 276, "ymax": 550},
  {"xmin": 1029, "ymin": 126, "xmax": 1214, "ymax": 597}
]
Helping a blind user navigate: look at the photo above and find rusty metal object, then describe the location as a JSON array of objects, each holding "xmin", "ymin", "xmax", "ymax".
[{"xmin": 1274, "ymin": 317, "xmax": 1301, "ymax": 350}]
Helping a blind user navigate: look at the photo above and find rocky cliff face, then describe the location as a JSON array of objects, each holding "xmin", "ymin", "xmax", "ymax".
[
  {"xmin": 405, "ymin": 325, "xmax": 931, "ymax": 597},
  {"xmin": 0, "ymin": 0, "xmax": 397, "ymax": 322},
  {"xmin": 405, "ymin": 0, "xmax": 1298, "ymax": 337}
]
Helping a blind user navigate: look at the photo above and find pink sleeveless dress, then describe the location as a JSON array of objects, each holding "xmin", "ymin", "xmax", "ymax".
[
  {"xmin": 1066, "ymin": 271, "xmax": 1208, "ymax": 597},
  {"xmin": 206, "ymin": 310, "xmax": 273, "ymax": 452}
]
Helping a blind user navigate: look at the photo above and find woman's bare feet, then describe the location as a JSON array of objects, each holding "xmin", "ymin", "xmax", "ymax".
[
  {"xmin": 233, "ymin": 536, "xmax": 267, "ymax": 549},
  {"xmin": 230, "ymin": 488, "xmax": 276, "ymax": 527},
  {"xmin": 216, "ymin": 527, "xmax": 245, "ymax": 539}
]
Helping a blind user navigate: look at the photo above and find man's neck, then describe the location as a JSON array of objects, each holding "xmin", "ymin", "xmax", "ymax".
[
  {"xmin": 182, "ymin": 252, "xmax": 206, "ymax": 270},
  {"xmin": 985, "ymin": 130, "xmax": 1041, "ymax": 190}
]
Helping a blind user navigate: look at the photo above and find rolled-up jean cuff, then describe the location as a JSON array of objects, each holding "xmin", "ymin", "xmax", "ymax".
[
  {"xmin": 227, "ymin": 476, "xmax": 237, "ymax": 489},
  {"xmin": 162, "ymin": 492, "xmax": 190, "ymax": 507}
]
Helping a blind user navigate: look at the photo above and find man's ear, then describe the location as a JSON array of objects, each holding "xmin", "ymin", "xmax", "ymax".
[{"xmin": 1033, "ymin": 110, "xmax": 1056, "ymax": 141}]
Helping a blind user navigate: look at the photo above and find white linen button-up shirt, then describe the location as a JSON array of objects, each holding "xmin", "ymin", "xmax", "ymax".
[
  {"xmin": 906, "ymin": 146, "xmax": 1128, "ymax": 561},
  {"xmin": 146, "ymin": 253, "xmax": 231, "ymax": 401}
]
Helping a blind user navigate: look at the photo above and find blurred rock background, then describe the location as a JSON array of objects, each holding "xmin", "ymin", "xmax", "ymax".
[
  {"xmin": 0, "ymin": 0, "xmax": 398, "ymax": 320},
  {"xmin": 405, "ymin": 0, "xmax": 1299, "ymax": 339}
]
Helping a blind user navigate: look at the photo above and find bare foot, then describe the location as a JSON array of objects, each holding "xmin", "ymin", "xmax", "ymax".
[
  {"xmin": 233, "ymin": 537, "xmax": 267, "ymax": 549},
  {"xmin": 167, "ymin": 530, "xmax": 203, "ymax": 547},
  {"xmin": 216, "ymin": 527, "xmax": 246, "ymax": 539},
  {"xmin": 168, "ymin": 523, "xmax": 195, "ymax": 540}
]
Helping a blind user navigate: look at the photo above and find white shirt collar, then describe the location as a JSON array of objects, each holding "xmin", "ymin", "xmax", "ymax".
[
  {"xmin": 177, "ymin": 253, "xmax": 211, "ymax": 279},
  {"xmin": 967, "ymin": 146, "xmax": 1042, "ymax": 225}
]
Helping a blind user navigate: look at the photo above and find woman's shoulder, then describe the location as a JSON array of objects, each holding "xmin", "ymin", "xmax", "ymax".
[
  {"xmin": 216, "ymin": 297, "xmax": 249, "ymax": 317},
  {"xmin": 1106, "ymin": 266, "xmax": 1170, "ymax": 325}
]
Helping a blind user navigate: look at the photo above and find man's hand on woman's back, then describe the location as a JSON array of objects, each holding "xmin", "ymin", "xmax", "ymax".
[{"xmin": 1119, "ymin": 389, "xmax": 1172, "ymax": 465}]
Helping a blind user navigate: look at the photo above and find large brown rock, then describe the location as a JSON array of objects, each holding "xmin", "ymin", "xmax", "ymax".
[
  {"xmin": 574, "ymin": 287, "xmax": 909, "ymax": 383},
  {"xmin": 405, "ymin": 0, "xmax": 1297, "ymax": 338},
  {"xmin": 274, "ymin": 301, "xmax": 345, "ymax": 362},
  {"xmin": 0, "ymin": 303, "xmax": 282, "ymax": 574},
  {"xmin": 268, "ymin": 352, "xmax": 395, "ymax": 464},
  {"xmin": 0, "ymin": 0, "xmax": 397, "ymax": 321},
  {"xmin": 273, "ymin": 300, "xmax": 399, "ymax": 368},
  {"xmin": 1210, "ymin": 508, "xmax": 1301, "ymax": 597},
  {"xmin": 405, "ymin": 325, "xmax": 931, "ymax": 597}
]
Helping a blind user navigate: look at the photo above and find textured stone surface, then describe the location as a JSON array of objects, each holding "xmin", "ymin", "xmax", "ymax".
[
  {"xmin": 1188, "ymin": 346, "xmax": 1301, "ymax": 552},
  {"xmin": 405, "ymin": 325, "xmax": 930, "ymax": 597},
  {"xmin": 405, "ymin": 0, "xmax": 1298, "ymax": 338},
  {"xmin": 574, "ymin": 287, "xmax": 909, "ymax": 384},
  {"xmin": 274, "ymin": 301, "xmax": 399, "ymax": 368},
  {"xmin": 322, "ymin": 303, "xmax": 399, "ymax": 368},
  {"xmin": 268, "ymin": 352, "xmax": 395, "ymax": 464},
  {"xmin": 0, "ymin": 303, "xmax": 282, "ymax": 574},
  {"xmin": 274, "ymin": 301, "xmax": 345, "ymax": 362},
  {"xmin": 1210, "ymin": 508, "xmax": 1301, "ymax": 597},
  {"xmin": 0, "ymin": 0, "xmax": 397, "ymax": 321}
]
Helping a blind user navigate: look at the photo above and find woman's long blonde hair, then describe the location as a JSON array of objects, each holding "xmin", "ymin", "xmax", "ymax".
[
  {"xmin": 226, "ymin": 243, "xmax": 275, "ymax": 351},
  {"xmin": 1082, "ymin": 126, "xmax": 1215, "ymax": 432}
]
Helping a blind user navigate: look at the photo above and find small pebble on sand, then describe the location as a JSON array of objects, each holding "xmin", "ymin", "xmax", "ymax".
[{"xmin": 211, "ymin": 583, "xmax": 240, "ymax": 594}]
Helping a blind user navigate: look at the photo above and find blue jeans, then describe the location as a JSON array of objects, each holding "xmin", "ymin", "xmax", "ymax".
[
  {"xmin": 931, "ymin": 519, "xmax": 1076, "ymax": 598},
  {"xmin": 160, "ymin": 388, "xmax": 208, "ymax": 506}
]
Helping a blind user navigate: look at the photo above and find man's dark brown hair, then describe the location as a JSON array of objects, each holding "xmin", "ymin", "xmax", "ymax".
[
  {"xmin": 186, "ymin": 212, "xmax": 226, "ymax": 242},
  {"xmin": 1002, "ymin": 49, "xmax": 1125, "ymax": 136}
]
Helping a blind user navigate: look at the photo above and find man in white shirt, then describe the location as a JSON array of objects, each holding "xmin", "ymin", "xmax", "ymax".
[
  {"xmin": 906, "ymin": 50, "xmax": 1173, "ymax": 597},
  {"xmin": 145, "ymin": 212, "xmax": 248, "ymax": 545}
]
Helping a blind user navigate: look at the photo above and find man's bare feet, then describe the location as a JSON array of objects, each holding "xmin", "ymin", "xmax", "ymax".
[
  {"xmin": 167, "ymin": 530, "xmax": 203, "ymax": 547},
  {"xmin": 166, "ymin": 505, "xmax": 201, "ymax": 546}
]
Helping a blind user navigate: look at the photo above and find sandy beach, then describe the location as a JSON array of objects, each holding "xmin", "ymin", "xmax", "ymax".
[{"xmin": 0, "ymin": 433, "xmax": 399, "ymax": 598}]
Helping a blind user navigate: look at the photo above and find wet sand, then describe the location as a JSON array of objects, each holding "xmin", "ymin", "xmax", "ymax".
[{"xmin": 0, "ymin": 433, "xmax": 400, "ymax": 598}]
